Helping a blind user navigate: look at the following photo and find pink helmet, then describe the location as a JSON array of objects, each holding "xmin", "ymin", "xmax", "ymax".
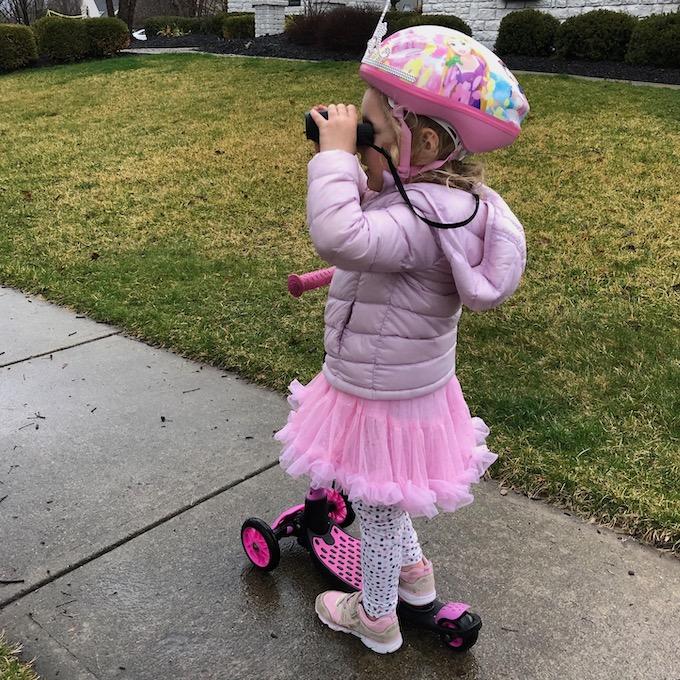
[{"xmin": 359, "ymin": 24, "xmax": 530, "ymax": 177}]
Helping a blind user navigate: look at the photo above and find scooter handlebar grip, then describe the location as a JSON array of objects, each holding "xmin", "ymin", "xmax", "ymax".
[{"xmin": 287, "ymin": 267, "xmax": 336, "ymax": 297}]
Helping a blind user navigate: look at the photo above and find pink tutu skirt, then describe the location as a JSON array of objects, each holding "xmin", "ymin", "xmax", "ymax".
[{"xmin": 274, "ymin": 372, "xmax": 497, "ymax": 518}]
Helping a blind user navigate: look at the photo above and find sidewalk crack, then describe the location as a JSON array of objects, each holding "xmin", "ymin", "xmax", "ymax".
[
  {"xmin": 0, "ymin": 459, "xmax": 279, "ymax": 609},
  {"xmin": 26, "ymin": 612, "xmax": 102, "ymax": 679},
  {"xmin": 1, "ymin": 332, "xmax": 122, "ymax": 369}
]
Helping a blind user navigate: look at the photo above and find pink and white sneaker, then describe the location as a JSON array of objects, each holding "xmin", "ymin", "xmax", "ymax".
[
  {"xmin": 315, "ymin": 590, "xmax": 403, "ymax": 654},
  {"xmin": 398, "ymin": 557, "xmax": 437, "ymax": 606}
]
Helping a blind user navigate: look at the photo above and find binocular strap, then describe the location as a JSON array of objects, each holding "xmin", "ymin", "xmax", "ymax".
[{"xmin": 370, "ymin": 145, "xmax": 480, "ymax": 230}]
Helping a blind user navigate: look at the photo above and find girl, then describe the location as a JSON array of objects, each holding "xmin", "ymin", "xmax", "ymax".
[{"xmin": 275, "ymin": 24, "xmax": 529, "ymax": 654}]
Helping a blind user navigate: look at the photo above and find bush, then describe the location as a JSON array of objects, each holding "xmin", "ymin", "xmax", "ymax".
[
  {"xmin": 84, "ymin": 17, "xmax": 129, "ymax": 57},
  {"xmin": 284, "ymin": 8, "xmax": 470, "ymax": 54},
  {"xmin": 223, "ymin": 13, "xmax": 254, "ymax": 39},
  {"xmin": 33, "ymin": 15, "xmax": 89, "ymax": 62},
  {"xmin": 495, "ymin": 9, "xmax": 560, "ymax": 57},
  {"xmin": 200, "ymin": 12, "xmax": 227, "ymax": 35},
  {"xmin": 625, "ymin": 11, "xmax": 680, "ymax": 68},
  {"xmin": 285, "ymin": 13, "xmax": 321, "ymax": 47},
  {"xmin": 556, "ymin": 9, "xmax": 637, "ymax": 61},
  {"xmin": 385, "ymin": 10, "xmax": 411, "ymax": 31},
  {"xmin": 316, "ymin": 6, "xmax": 380, "ymax": 53},
  {"xmin": 390, "ymin": 13, "xmax": 472, "ymax": 37},
  {"xmin": 285, "ymin": 9, "xmax": 412, "ymax": 51},
  {"xmin": 144, "ymin": 15, "xmax": 203, "ymax": 37},
  {"xmin": 145, "ymin": 13, "xmax": 252, "ymax": 38},
  {"xmin": 0, "ymin": 23, "xmax": 38, "ymax": 71}
]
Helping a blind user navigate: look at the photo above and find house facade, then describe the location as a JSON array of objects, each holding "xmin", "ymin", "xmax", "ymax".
[
  {"xmin": 229, "ymin": 0, "xmax": 679, "ymax": 47},
  {"xmin": 423, "ymin": 0, "xmax": 679, "ymax": 48}
]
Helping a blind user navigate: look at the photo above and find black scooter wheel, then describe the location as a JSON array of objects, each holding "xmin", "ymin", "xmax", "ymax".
[
  {"xmin": 439, "ymin": 616, "xmax": 479, "ymax": 653},
  {"xmin": 241, "ymin": 518, "xmax": 280, "ymax": 572}
]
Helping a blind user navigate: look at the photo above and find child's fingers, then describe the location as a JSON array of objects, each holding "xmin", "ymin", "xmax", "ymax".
[
  {"xmin": 334, "ymin": 104, "xmax": 357, "ymax": 124},
  {"xmin": 310, "ymin": 108, "xmax": 327, "ymax": 127}
]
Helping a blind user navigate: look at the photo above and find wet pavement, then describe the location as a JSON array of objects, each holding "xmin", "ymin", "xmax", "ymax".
[{"xmin": 1, "ymin": 286, "xmax": 679, "ymax": 680}]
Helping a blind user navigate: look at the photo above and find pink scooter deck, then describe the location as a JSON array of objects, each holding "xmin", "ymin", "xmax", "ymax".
[{"xmin": 312, "ymin": 525, "xmax": 362, "ymax": 590}]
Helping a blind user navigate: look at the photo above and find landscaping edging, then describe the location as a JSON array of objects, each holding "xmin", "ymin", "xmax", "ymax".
[{"xmin": 129, "ymin": 33, "xmax": 680, "ymax": 85}]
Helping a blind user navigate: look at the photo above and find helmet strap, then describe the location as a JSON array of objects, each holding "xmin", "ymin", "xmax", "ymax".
[
  {"xmin": 387, "ymin": 99, "xmax": 467, "ymax": 180},
  {"xmin": 387, "ymin": 101, "xmax": 413, "ymax": 180},
  {"xmin": 369, "ymin": 143, "xmax": 480, "ymax": 230}
]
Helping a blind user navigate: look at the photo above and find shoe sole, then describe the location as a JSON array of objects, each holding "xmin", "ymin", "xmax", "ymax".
[
  {"xmin": 315, "ymin": 605, "xmax": 403, "ymax": 654},
  {"xmin": 398, "ymin": 586, "xmax": 437, "ymax": 607}
]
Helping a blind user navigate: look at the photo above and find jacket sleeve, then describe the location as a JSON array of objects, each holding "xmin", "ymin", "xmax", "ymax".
[
  {"xmin": 437, "ymin": 188, "xmax": 526, "ymax": 312},
  {"xmin": 306, "ymin": 150, "xmax": 439, "ymax": 272}
]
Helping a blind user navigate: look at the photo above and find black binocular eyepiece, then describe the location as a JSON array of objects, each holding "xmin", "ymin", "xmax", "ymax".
[{"xmin": 304, "ymin": 110, "xmax": 375, "ymax": 148}]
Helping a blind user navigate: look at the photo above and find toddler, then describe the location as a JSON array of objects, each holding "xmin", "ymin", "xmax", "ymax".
[{"xmin": 275, "ymin": 21, "xmax": 529, "ymax": 654}]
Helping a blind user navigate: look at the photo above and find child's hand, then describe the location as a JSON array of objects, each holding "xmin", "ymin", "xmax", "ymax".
[{"xmin": 310, "ymin": 104, "xmax": 357, "ymax": 155}]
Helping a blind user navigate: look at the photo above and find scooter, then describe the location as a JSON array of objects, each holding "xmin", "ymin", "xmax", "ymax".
[{"xmin": 240, "ymin": 269, "xmax": 482, "ymax": 653}]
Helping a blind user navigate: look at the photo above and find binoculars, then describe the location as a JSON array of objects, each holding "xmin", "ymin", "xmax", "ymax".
[{"xmin": 304, "ymin": 110, "xmax": 375, "ymax": 147}]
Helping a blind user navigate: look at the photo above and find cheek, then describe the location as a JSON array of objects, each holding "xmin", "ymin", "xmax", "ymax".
[
  {"xmin": 374, "ymin": 129, "xmax": 396, "ymax": 150},
  {"xmin": 364, "ymin": 147, "xmax": 385, "ymax": 169}
]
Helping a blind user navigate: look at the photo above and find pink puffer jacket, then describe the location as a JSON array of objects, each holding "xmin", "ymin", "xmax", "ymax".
[{"xmin": 307, "ymin": 150, "xmax": 526, "ymax": 400}]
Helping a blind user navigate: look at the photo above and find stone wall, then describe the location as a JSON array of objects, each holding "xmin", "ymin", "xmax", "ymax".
[
  {"xmin": 253, "ymin": 0, "xmax": 287, "ymax": 34},
  {"xmin": 421, "ymin": 0, "xmax": 680, "ymax": 48}
]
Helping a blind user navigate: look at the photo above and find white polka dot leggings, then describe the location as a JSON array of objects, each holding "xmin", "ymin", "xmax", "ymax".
[{"xmin": 355, "ymin": 500, "xmax": 423, "ymax": 618}]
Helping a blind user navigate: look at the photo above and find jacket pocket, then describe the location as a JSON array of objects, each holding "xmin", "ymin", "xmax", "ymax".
[{"xmin": 337, "ymin": 300, "xmax": 355, "ymax": 353}]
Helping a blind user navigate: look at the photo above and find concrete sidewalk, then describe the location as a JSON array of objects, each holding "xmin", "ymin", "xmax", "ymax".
[{"xmin": 1, "ymin": 286, "xmax": 678, "ymax": 680}]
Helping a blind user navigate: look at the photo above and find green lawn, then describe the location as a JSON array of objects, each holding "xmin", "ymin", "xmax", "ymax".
[{"xmin": 1, "ymin": 54, "xmax": 678, "ymax": 552}]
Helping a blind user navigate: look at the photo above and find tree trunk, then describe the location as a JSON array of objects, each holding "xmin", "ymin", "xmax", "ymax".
[
  {"xmin": 106, "ymin": 0, "xmax": 115, "ymax": 17},
  {"xmin": 118, "ymin": 0, "xmax": 136, "ymax": 28},
  {"xmin": 15, "ymin": 0, "xmax": 31, "ymax": 24}
]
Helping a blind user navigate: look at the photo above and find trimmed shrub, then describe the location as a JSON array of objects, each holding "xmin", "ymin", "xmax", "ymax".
[
  {"xmin": 285, "ymin": 8, "xmax": 470, "ymax": 54},
  {"xmin": 285, "ymin": 9, "xmax": 411, "ymax": 50},
  {"xmin": 33, "ymin": 15, "xmax": 89, "ymax": 62},
  {"xmin": 84, "ymin": 17, "xmax": 129, "ymax": 57},
  {"xmin": 625, "ymin": 11, "xmax": 680, "ymax": 68},
  {"xmin": 495, "ymin": 9, "xmax": 560, "ymax": 57},
  {"xmin": 556, "ymin": 9, "xmax": 637, "ymax": 61},
  {"xmin": 223, "ymin": 13, "xmax": 254, "ymax": 39},
  {"xmin": 0, "ymin": 23, "xmax": 38, "ymax": 71},
  {"xmin": 144, "ymin": 16, "xmax": 203, "ymax": 37},
  {"xmin": 201, "ymin": 12, "xmax": 228, "ymax": 35},
  {"xmin": 385, "ymin": 10, "xmax": 411, "ymax": 31},
  {"xmin": 145, "ymin": 13, "xmax": 253, "ymax": 38},
  {"xmin": 316, "ymin": 6, "xmax": 380, "ymax": 53},
  {"xmin": 285, "ymin": 13, "xmax": 321, "ymax": 46},
  {"xmin": 390, "ymin": 13, "xmax": 472, "ymax": 37}
]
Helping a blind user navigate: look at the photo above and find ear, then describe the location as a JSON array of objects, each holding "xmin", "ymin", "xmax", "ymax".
[{"xmin": 420, "ymin": 127, "xmax": 440, "ymax": 160}]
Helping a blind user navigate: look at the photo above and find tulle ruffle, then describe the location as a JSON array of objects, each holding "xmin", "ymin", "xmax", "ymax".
[{"xmin": 275, "ymin": 373, "xmax": 497, "ymax": 518}]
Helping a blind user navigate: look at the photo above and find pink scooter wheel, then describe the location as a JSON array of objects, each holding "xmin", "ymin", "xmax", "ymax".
[{"xmin": 241, "ymin": 518, "xmax": 280, "ymax": 571}]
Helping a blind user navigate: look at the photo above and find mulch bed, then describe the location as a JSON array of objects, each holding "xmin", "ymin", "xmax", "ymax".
[
  {"xmin": 130, "ymin": 33, "xmax": 359, "ymax": 61},
  {"xmin": 129, "ymin": 33, "xmax": 680, "ymax": 85},
  {"xmin": 502, "ymin": 54, "xmax": 680, "ymax": 86}
]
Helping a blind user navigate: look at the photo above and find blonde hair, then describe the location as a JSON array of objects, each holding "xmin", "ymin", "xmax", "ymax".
[{"xmin": 374, "ymin": 88, "xmax": 484, "ymax": 194}]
